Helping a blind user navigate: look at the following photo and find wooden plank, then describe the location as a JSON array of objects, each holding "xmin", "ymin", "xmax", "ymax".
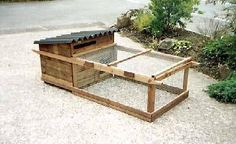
[
  {"xmin": 72, "ymin": 35, "xmax": 114, "ymax": 55},
  {"xmin": 42, "ymin": 74, "xmax": 73, "ymax": 90},
  {"xmin": 42, "ymin": 73, "xmax": 149, "ymax": 121},
  {"xmin": 147, "ymin": 84, "xmax": 156, "ymax": 113},
  {"xmin": 154, "ymin": 62, "xmax": 193, "ymax": 81},
  {"xmin": 33, "ymin": 50, "xmax": 162, "ymax": 85},
  {"xmin": 72, "ymin": 64, "xmax": 77, "ymax": 87},
  {"xmin": 73, "ymin": 43, "xmax": 116, "ymax": 57},
  {"xmin": 183, "ymin": 67, "xmax": 189, "ymax": 91},
  {"xmin": 41, "ymin": 56, "xmax": 72, "ymax": 73},
  {"xmin": 157, "ymin": 83, "xmax": 184, "ymax": 95},
  {"xmin": 41, "ymin": 72, "xmax": 187, "ymax": 122},
  {"xmin": 39, "ymin": 44, "xmax": 72, "ymax": 57},
  {"xmin": 78, "ymin": 73, "xmax": 112, "ymax": 88},
  {"xmin": 152, "ymin": 57, "xmax": 192, "ymax": 79},
  {"xmin": 117, "ymin": 46, "xmax": 184, "ymax": 61},
  {"xmin": 41, "ymin": 57, "xmax": 73, "ymax": 82},
  {"xmin": 72, "ymin": 88, "xmax": 152, "ymax": 122},
  {"xmin": 108, "ymin": 49, "xmax": 151, "ymax": 66},
  {"xmin": 151, "ymin": 90, "xmax": 189, "ymax": 122}
]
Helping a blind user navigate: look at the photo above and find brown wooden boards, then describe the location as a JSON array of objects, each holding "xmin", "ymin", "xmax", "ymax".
[
  {"xmin": 41, "ymin": 73, "xmax": 189, "ymax": 122},
  {"xmin": 72, "ymin": 34, "xmax": 114, "ymax": 56},
  {"xmin": 152, "ymin": 57, "xmax": 192, "ymax": 79},
  {"xmin": 154, "ymin": 62, "xmax": 193, "ymax": 81},
  {"xmin": 33, "ymin": 50, "xmax": 162, "ymax": 85},
  {"xmin": 34, "ymin": 40, "xmax": 196, "ymax": 122},
  {"xmin": 73, "ymin": 43, "xmax": 116, "ymax": 57}
]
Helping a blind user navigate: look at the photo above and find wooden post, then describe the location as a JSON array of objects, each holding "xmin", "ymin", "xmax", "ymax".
[
  {"xmin": 183, "ymin": 67, "xmax": 189, "ymax": 91},
  {"xmin": 147, "ymin": 84, "xmax": 156, "ymax": 113}
]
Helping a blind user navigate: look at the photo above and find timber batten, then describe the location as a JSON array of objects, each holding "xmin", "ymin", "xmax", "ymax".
[{"xmin": 34, "ymin": 28, "xmax": 196, "ymax": 122}]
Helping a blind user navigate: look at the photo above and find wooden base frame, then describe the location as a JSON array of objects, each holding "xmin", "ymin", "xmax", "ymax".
[
  {"xmin": 42, "ymin": 73, "xmax": 189, "ymax": 122},
  {"xmin": 34, "ymin": 45, "xmax": 197, "ymax": 122}
]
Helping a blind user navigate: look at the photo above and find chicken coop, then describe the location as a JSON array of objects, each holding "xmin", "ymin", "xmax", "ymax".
[{"xmin": 33, "ymin": 28, "xmax": 198, "ymax": 122}]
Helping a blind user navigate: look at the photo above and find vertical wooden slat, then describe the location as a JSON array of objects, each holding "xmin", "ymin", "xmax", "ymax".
[
  {"xmin": 147, "ymin": 84, "xmax": 156, "ymax": 113},
  {"xmin": 183, "ymin": 67, "xmax": 189, "ymax": 91}
]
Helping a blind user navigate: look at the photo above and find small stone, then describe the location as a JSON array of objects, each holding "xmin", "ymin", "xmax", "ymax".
[{"xmin": 158, "ymin": 38, "xmax": 176, "ymax": 50}]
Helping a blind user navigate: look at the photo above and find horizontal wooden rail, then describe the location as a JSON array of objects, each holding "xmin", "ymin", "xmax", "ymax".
[
  {"xmin": 33, "ymin": 50, "xmax": 162, "ymax": 85},
  {"xmin": 108, "ymin": 49, "xmax": 152, "ymax": 66},
  {"xmin": 41, "ymin": 74, "xmax": 152, "ymax": 122},
  {"xmin": 151, "ymin": 90, "xmax": 189, "ymax": 121},
  {"xmin": 152, "ymin": 57, "xmax": 192, "ymax": 79},
  {"xmin": 117, "ymin": 46, "xmax": 184, "ymax": 61},
  {"xmin": 155, "ymin": 62, "xmax": 193, "ymax": 80}
]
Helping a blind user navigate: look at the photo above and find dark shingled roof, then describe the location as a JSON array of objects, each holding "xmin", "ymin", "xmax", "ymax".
[{"xmin": 34, "ymin": 28, "xmax": 118, "ymax": 44}]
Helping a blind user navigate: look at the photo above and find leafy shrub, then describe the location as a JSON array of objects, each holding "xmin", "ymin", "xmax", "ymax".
[
  {"xmin": 172, "ymin": 40, "xmax": 192, "ymax": 55},
  {"xmin": 202, "ymin": 35, "xmax": 236, "ymax": 70},
  {"xmin": 149, "ymin": 0, "xmax": 199, "ymax": 36},
  {"xmin": 207, "ymin": 73, "xmax": 236, "ymax": 103},
  {"xmin": 133, "ymin": 10, "xmax": 154, "ymax": 31}
]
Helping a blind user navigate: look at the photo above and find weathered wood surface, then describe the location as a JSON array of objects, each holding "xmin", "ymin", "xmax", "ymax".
[
  {"xmin": 33, "ymin": 50, "xmax": 162, "ymax": 85},
  {"xmin": 152, "ymin": 57, "xmax": 192, "ymax": 79},
  {"xmin": 42, "ymin": 74, "xmax": 73, "ymax": 90},
  {"xmin": 183, "ymin": 67, "xmax": 189, "ymax": 91},
  {"xmin": 73, "ymin": 65, "xmax": 111, "ymax": 88},
  {"xmin": 40, "ymin": 56, "xmax": 73, "ymax": 82},
  {"xmin": 72, "ymin": 34, "xmax": 114, "ymax": 55},
  {"xmin": 73, "ymin": 43, "xmax": 116, "ymax": 57},
  {"xmin": 147, "ymin": 84, "xmax": 156, "ymax": 113},
  {"xmin": 41, "ymin": 73, "xmax": 189, "ymax": 122},
  {"xmin": 39, "ymin": 44, "xmax": 72, "ymax": 57},
  {"xmin": 154, "ymin": 62, "xmax": 193, "ymax": 80}
]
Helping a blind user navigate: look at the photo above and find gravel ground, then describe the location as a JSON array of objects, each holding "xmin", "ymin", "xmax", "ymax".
[{"xmin": 0, "ymin": 28, "xmax": 236, "ymax": 144}]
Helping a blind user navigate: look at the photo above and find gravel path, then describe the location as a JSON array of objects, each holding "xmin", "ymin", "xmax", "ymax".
[{"xmin": 0, "ymin": 28, "xmax": 235, "ymax": 144}]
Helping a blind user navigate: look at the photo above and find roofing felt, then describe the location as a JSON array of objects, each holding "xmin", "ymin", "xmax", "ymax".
[{"xmin": 34, "ymin": 28, "xmax": 118, "ymax": 44}]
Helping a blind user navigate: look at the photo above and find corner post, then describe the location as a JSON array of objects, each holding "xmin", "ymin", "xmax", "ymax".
[
  {"xmin": 183, "ymin": 67, "xmax": 189, "ymax": 91},
  {"xmin": 147, "ymin": 84, "xmax": 156, "ymax": 113}
]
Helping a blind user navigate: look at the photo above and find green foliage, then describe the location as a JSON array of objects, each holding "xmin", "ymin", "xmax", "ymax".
[
  {"xmin": 149, "ymin": 40, "xmax": 159, "ymax": 50},
  {"xmin": 134, "ymin": 10, "xmax": 154, "ymax": 31},
  {"xmin": 207, "ymin": 73, "xmax": 236, "ymax": 103},
  {"xmin": 202, "ymin": 35, "xmax": 236, "ymax": 70},
  {"xmin": 172, "ymin": 40, "xmax": 192, "ymax": 55},
  {"xmin": 149, "ymin": 0, "xmax": 199, "ymax": 36}
]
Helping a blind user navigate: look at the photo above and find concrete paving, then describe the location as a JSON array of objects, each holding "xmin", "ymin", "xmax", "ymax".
[
  {"xmin": 0, "ymin": 0, "xmax": 229, "ymax": 35},
  {"xmin": 0, "ymin": 28, "xmax": 235, "ymax": 144}
]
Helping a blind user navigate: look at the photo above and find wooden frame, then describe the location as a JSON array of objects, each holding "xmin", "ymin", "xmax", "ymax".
[{"xmin": 34, "ymin": 44, "xmax": 198, "ymax": 122}]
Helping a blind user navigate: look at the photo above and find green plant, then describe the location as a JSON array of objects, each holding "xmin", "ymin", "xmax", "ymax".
[
  {"xmin": 133, "ymin": 10, "xmax": 154, "ymax": 31},
  {"xmin": 149, "ymin": 40, "xmax": 159, "ymax": 50},
  {"xmin": 149, "ymin": 0, "xmax": 199, "ymax": 36},
  {"xmin": 172, "ymin": 40, "xmax": 192, "ymax": 55},
  {"xmin": 202, "ymin": 35, "xmax": 236, "ymax": 70},
  {"xmin": 207, "ymin": 72, "xmax": 236, "ymax": 103}
]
